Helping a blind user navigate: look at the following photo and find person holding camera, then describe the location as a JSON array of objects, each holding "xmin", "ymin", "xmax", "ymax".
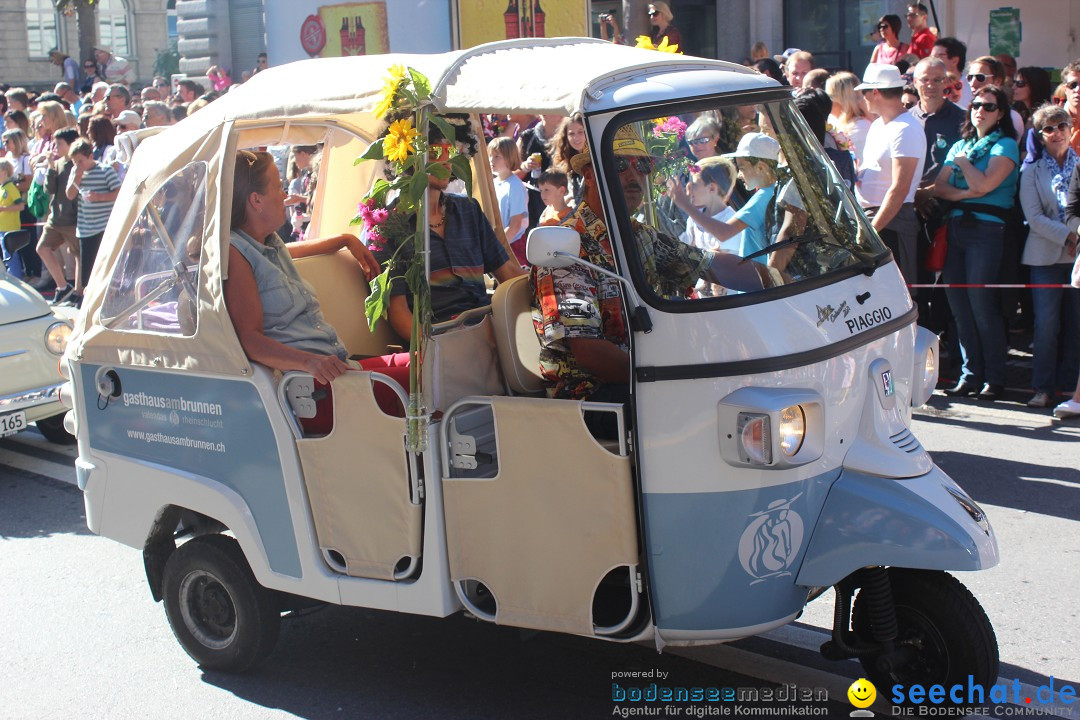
[{"xmin": 597, "ymin": 12, "xmax": 623, "ymax": 45}]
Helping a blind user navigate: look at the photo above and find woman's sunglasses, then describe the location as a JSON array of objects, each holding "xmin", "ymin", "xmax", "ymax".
[
  {"xmin": 970, "ymin": 101, "xmax": 999, "ymax": 112},
  {"xmin": 648, "ymin": 10, "xmax": 659, "ymax": 17},
  {"xmin": 1039, "ymin": 121, "xmax": 1071, "ymax": 135},
  {"xmin": 1013, "ymin": 78, "xmax": 1027, "ymax": 88},
  {"xmin": 687, "ymin": 137, "xmax": 714, "ymax": 146},
  {"xmin": 877, "ymin": 24, "xmax": 890, "ymax": 30},
  {"xmin": 1053, "ymin": 97, "xmax": 1067, "ymax": 106}
]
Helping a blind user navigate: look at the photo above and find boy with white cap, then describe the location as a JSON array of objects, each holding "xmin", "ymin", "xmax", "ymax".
[{"xmin": 854, "ymin": 63, "xmax": 926, "ymax": 286}]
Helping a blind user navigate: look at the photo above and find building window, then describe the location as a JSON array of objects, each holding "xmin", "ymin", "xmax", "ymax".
[
  {"xmin": 26, "ymin": 0, "xmax": 60, "ymax": 60},
  {"xmin": 98, "ymin": 0, "xmax": 132, "ymax": 58}
]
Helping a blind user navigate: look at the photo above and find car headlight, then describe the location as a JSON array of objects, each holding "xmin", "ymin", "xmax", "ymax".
[
  {"xmin": 778, "ymin": 405, "xmax": 805, "ymax": 457},
  {"xmin": 923, "ymin": 347, "xmax": 936, "ymax": 387},
  {"xmin": 45, "ymin": 322, "xmax": 72, "ymax": 355}
]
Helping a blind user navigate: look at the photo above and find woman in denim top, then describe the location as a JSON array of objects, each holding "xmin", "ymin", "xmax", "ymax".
[{"xmin": 224, "ymin": 150, "xmax": 380, "ymax": 384}]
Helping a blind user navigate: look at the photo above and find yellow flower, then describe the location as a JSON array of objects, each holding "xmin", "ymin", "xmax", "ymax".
[
  {"xmin": 383, "ymin": 118, "xmax": 418, "ymax": 165},
  {"xmin": 635, "ymin": 35, "xmax": 681, "ymax": 54},
  {"xmin": 373, "ymin": 64, "xmax": 408, "ymax": 118},
  {"xmin": 655, "ymin": 37, "xmax": 680, "ymax": 54}
]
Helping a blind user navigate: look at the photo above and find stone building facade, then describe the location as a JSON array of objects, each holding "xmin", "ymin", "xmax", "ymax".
[{"xmin": 0, "ymin": 0, "xmax": 169, "ymax": 90}]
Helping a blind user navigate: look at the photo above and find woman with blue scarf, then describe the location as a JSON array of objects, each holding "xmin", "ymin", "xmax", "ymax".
[
  {"xmin": 932, "ymin": 85, "xmax": 1019, "ymax": 401},
  {"xmin": 1019, "ymin": 104, "xmax": 1080, "ymax": 409}
]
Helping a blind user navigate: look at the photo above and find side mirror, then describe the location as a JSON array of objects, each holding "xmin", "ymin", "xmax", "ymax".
[{"xmin": 526, "ymin": 225, "xmax": 581, "ymax": 268}]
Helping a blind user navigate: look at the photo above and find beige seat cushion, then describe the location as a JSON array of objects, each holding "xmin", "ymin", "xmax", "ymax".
[
  {"xmin": 293, "ymin": 248, "xmax": 402, "ymax": 358},
  {"xmin": 491, "ymin": 275, "xmax": 545, "ymax": 394}
]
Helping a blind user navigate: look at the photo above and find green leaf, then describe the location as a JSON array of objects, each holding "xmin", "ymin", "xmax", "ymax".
[
  {"xmin": 348, "ymin": 215, "xmax": 365, "ymax": 227},
  {"xmin": 359, "ymin": 138, "xmax": 385, "ymax": 161},
  {"xmin": 429, "ymin": 115, "xmax": 456, "ymax": 148},
  {"xmin": 408, "ymin": 68, "xmax": 432, "ymax": 99},
  {"xmin": 427, "ymin": 162, "xmax": 450, "ymax": 181},
  {"xmin": 364, "ymin": 269, "xmax": 391, "ymax": 332},
  {"xmin": 450, "ymin": 154, "xmax": 473, "ymax": 197},
  {"xmin": 368, "ymin": 178, "xmax": 391, "ymax": 205}
]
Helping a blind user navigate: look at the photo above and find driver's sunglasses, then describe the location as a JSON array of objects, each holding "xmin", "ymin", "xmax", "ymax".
[{"xmin": 615, "ymin": 156, "xmax": 653, "ymax": 174}]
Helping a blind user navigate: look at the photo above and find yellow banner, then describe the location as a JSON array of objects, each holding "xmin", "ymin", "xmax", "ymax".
[
  {"xmin": 318, "ymin": 2, "xmax": 391, "ymax": 56},
  {"xmin": 457, "ymin": 0, "xmax": 587, "ymax": 49}
]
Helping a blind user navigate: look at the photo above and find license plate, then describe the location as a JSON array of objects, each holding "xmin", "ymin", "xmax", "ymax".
[{"xmin": 0, "ymin": 411, "xmax": 27, "ymax": 438}]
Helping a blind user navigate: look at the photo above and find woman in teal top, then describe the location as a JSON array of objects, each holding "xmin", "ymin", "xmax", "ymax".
[{"xmin": 931, "ymin": 85, "xmax": 1019, "ymax": 400}]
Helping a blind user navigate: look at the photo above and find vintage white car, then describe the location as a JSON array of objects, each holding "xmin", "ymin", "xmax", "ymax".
[{"xmin": 0, "ymin": 265, "xmax": 74, "ymax": 443}]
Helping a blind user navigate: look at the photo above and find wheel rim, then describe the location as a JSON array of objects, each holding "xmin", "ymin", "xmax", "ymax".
[
  {"xmin": 885, "ymin": 605, "xmax": 951, "ymax": 684},
  {"xmin": 178, "ymin": 569, "xmax": 238, "ymax": 650}
]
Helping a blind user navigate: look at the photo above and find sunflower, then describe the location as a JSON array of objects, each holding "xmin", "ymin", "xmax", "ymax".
[
  {"xmin": 373, "ymin": 64, "xmax": 408, "ymax": 119},
  {"xmin": 383, "ymin": 117, "xmax": 419, "ymax": 165},
  {"xmin": 635, "ymin": 35, "xmax": 680, "ymax": 54}
]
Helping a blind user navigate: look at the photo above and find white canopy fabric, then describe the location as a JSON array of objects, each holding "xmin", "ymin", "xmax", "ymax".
[{"xmin": 66, "ymin": 39, "xmax": 758, "ymax": 376}]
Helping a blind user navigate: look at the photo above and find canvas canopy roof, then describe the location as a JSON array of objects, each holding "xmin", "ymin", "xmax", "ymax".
[{"xmin": 65, "ymin": 38, "xmax": 765, "ymax": 376}]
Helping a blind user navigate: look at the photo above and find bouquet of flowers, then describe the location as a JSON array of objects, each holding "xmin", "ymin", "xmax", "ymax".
[
  {"xmin": 645, "ymin": 116, "xmax": 699, "ymax": 188},
  {"xmin": 352, "ymin": 64, "xmax": 473, "ymax": 451}
]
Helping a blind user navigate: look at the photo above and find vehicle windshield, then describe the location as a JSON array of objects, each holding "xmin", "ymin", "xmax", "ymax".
[{"xmin": 604, "ymin": 94, "xmax": 887, "ymax": 306}]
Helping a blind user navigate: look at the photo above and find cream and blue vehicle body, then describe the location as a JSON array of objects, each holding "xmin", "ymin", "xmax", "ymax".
[{"xmin": 61, "ymin": 39, "xmax": 999, "ymax": 682}]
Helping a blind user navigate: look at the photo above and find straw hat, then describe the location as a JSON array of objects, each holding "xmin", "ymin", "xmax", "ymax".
[{"xmin": 570, "ymin": 125, "xmax": 649, "ymax": 174}]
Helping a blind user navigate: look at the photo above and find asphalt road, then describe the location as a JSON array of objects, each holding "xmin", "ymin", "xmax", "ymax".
[{"xmin": 1, "ymin": 393, "xmax": 1077, "ymax": 719}]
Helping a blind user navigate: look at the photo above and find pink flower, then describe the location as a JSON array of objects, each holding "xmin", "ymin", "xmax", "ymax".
[
  {"xmin": 661, "ymin": 116, "xmax": 687, "ymax": 139},
  {"xmin": 371, "ymin": 207, "xmax": 389, "ymax": 225},
  {"xmin": 689, "ymin": 164, "xmax": 701, "ymax": 174}
]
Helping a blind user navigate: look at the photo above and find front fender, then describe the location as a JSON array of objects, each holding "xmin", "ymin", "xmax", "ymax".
[{"xmin": 796, "ymin": 465, "xmax": 998, "ymax": 587}]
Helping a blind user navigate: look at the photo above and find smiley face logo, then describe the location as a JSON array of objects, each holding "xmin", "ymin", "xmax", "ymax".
[{"xmin": 847, "ymin": 678, "xmax": 876, "ymax": 708}]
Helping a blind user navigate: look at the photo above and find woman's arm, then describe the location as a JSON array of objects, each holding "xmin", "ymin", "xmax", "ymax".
[
  {"xmin": 224, "ymin": 246, "xmax": 350, "ymax": 384},
  {"xmin": 930, "ymin": 164, "xmax": 973, "ymax": 202},
  {"xmin": 1020, "ymin": 166, "xmax": 1072, "ymax": 245},
  {"xmin": 286, "ymin": 232, "xmax": 380, "ymax": 280},
  {"xmin": 950, "ymin": 154, "xmax": 1016, "ymax": 196}
]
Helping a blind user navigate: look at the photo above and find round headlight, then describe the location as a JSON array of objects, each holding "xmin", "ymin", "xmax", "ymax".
[
  {"xmin": 45, "ymin": 322, "xmax": 72, "ymax": 355},
  {"xmin": 778, "ymin": 405, "xmax": 805, "ymax": 457}
]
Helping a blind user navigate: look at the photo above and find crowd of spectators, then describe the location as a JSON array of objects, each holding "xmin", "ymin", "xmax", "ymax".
[
  {"xmin": 700, "ymin": 3, "xmax": 1078, "ymax": 418},
  {"xmin": 0, "ymin": 45, "xmax": 265, "ymax": 310}
]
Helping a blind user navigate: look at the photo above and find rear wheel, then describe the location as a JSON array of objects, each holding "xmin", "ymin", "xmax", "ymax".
[
  {"xmin": 36, "ymin": 414, "xmax": 75, "ymax": 444},
  {"xmin": 853, "ymin": 568, "xmax": 998, "ymax": 694},
  {"xmin": 162, "ymin": 534, "xmax": 280, "ymax": 672}
]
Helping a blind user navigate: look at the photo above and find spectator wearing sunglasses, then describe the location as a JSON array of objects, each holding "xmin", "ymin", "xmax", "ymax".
[
  {"xmin": 1020, "ymin": 104, "xmax": 1080, "ymax": 409},
  {"xmin": 1013, "ymin": 67, "xmax": 1052, "ymax": 129},
  {"xmin": 906, "ymin": 4, "xmax": 937, "ymax": 59},
  {"xmin": 80, "ymin": 60, "xmax": 105, "ymax": 95},
  {"xmin": 647, "ymin": 2, "xmax": 681, "ymax": 49},
  {"xmin": 870, "ymin": 15, "xmax": 909, "ymax": 67},
  {"xmin": 1059, "ymin": 60, "xmax": 1080, "ymax": 156},
  {"xmin": 932, "ymin": 85, "xmax": 1019, "ymax": 401},
  {"xmin": 966, "ymin": 56, "xmax": 1024, "ymax": 137},
  {"xmin": 931, "ymin": 37, "xmax": 971, "ymax": 109}
]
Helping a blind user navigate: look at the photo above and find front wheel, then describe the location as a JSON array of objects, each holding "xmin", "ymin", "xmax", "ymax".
[
  {"xmin": 35, "ymin": 413, "xmax": 75, "ymax": 444},
  {"xmin": 853, "ymin": 568, "xmax": 998, "ymax": 692},
  {"xmin": 162, "ymin": 534, "xmax": 280, "ymax": 672}
]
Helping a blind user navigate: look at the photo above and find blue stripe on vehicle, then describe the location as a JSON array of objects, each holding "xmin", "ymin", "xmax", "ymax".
[
  {"xmin": 80, "ymin": 364, "xmax": 301, "ymax": 577},
  {"xmin": 642, "ymin": 472, "xmax": 838, "ymax": 632}
]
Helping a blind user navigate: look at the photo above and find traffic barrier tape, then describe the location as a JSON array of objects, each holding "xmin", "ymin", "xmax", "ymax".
[{"xmin": 908, "ymin": 283, "xmax": 1074, "ymax": 289}]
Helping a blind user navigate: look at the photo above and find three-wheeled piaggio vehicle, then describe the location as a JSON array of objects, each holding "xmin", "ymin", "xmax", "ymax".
[{"xmin": 60, "ymin": 39, "xmax": 999, "ymax": 689}]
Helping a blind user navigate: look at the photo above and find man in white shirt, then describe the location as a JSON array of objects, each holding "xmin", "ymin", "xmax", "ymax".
[{"xmin": 855, "ymin": 64, "xmax": 927, "ymax": 286}]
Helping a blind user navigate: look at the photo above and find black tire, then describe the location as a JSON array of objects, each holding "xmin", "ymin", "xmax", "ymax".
[
  {"xmin": 161, "ymin": 534, "xmax": 280, "ymax": 672},
  {"xmin": 35, "ymin": 413, "xmax": 75, "ymax": 444},
  {"xmin": 853, "ymin": 568, "xmax": 998, "ymax": 695}
]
